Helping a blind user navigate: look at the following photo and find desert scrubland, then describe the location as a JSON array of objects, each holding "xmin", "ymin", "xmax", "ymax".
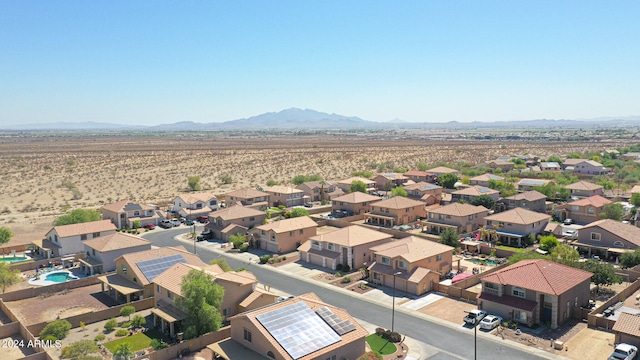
[{"xmin": 0, "ymin": 132, "xmax": 627, "ymax": 225}]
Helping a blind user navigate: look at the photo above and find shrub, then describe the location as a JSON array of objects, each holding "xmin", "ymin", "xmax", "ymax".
[
  {"xmin": 120, "ymin": 321, "xmax": 131, "ymax": 328},
  {"xmin": 94, "ymin": 334, "xmax": 106, "ymax": 342},
  {"xmin": 342, "ymin": 264, "xmax": 351, "ymax": 273},
  {"xmin": 375, "ymin": 327, "xmax": 385, "ymax": 336},
  {"xmin": 239, "ymin": 243, "xmax": 249, "ymax": 252},
  {"xmin": 389, "ymin": 331, "xmax": 402, "ymax": 343},
  {"xmin": 335, "ymin": 264, "xmax": 343, "ymax": 271},
  {"xmin": 115, "ymin": 329, "xmax": 129, "ymax": 337},
  {"xmin": 40, "ymin": 320, "xmax": 72, "ymax": 340},
  {"xmin": 130, "ymin": 315, "xmax": 146, "ymax": 329},
  {"xmin": 341, "ymin": 276, "xmax": 352, "ymax": 284},
  {"xmin": 335, "ymin": 272, "xmax": 342, "ymax": 277},
  {"xmin": 150, "ymin": 338, "xmax": 168, "ymax": 350},
  {"xmin": 104, "ymin": 318, "xmax": 117, "ymax": 332},
  {"xmin": 42, "ymin": 335, "xmax": 58, "ymax": 343},
  {"xmin": 260, "ymin": 255, "xmax": 271, "ymax": 264}
]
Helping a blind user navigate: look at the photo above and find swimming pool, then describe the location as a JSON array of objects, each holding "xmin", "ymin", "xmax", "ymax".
[
  {"xmin": 28, "ymin": 270, "xmax": 80, "ymax": 286},
  {"xmin": 0, "ymin": 256, "xmax": 30, "ymax": 263},
  {"xmin": 468, "ymin": 258, "xmax": 497, "ymax": 266}
]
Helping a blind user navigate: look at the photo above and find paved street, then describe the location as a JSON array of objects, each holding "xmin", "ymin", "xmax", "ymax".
[{"xmin": 143, "ymin": 227, "xmax": 567, "ymax": 360}]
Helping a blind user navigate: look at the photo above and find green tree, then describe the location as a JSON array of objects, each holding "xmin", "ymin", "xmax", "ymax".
[
  {"xmin": 61, "ymin": 340, "xmax": 99, "ymax": 359},
  {"xmin": 54, "ymin": 209, "xmax": 102, "ymax": 226},
  {"xmin": 113, "ymin": 342, "xmax": 133, "ymax": 360},
  {"xmin": 292, "ymin": 174, "xmax": 323, "ymax": 185},
  {"xmin": 382, "ymin": 179, "xmax": 394, "ymax": 192},
  {"xmin": 0, "ymin": 263, "xmax": 20, "ymax": 293},
  {"xmin": 437, "ymin": 173, "xmax": 459, "ymax": 189},
  {"xmin": 439, "ymin": 228, "xmax": 459, "ymax": 247},
  {"xmin": 40, "ymin": 320, "xmax": 72, "ymax": 340},
  {"xmin": 417, "ymin": 162, "xmax": 429, "ymax": 171},
  {"xmin": 600, "ymin": 203, "xmax": 624, "ymax": 221},
  {"xmin": 547, "ymin": 155, "xmax": 563, "ymax": 164},
  {"xmin": 150, "ymin": 338, "xmax": 168, "ymax": 350},
  {"xmin": 507, "ymin": 250, "xmax": 547, "ymax": 265},
  {"xmin": 266, "ymin": 179, "xmax": 278, "ymax": 186},
  {"xmin": 131, "ymin": 220, "xmax": 141, "ymax": 229},
  {"xmin": 290, "ymin": 208, "xmax": 310, "ymax": 218},
  {"xmin": 120, "ymin": 305, "xmax": 135, "ymax": 321},
  {"xmin": 350, "ymin": 180, "xmax": 367, "ymax": 193},
  {"xmin": 130, "ymin": 315, "xmax": 146, "ymax": 329},
  {"xmin": 187, "ymin": 176, "xmax": 202, "ymax": 191},
  {"xmin": 209, "ymin": 258, "xmax": 233, "ymax": 272},
  {"xmin": 578, "ymin": 259, "xmax": 623, "ymax": 291},
  {"xmin": 220, "ymin": 174, "xmax": 233, "ymax": 184},
  {"xmin": 0, "ymin": 227, "xmax": 12, "ymax": 245},
  {"xmin": 471, "ymin": 195, "xmax": 496, "ymax": 209},
  {"xmin": 229, "ymin": 233, "xmax": 245, "ymax": 249},
  {"xmin": 630, "ymin": 193, "xmax": 640, "ymax": 208},
  {"xmin": 176, "ymin": 269, "xmax": 224, "ymax": 339},
  {"xmin": 539, "ymin": 235, "xmax": 559, "ymax": 252},
  {"xmin": 550, "ymin": 244, "xmax": 579, "ymax": 266},
  {"xmin": 620, "ymin": 248, "xmax": 640, "ymax": 269},
  {"xmin": 389, "ymin": 186, "xmax": 407, "ymax": 198}
]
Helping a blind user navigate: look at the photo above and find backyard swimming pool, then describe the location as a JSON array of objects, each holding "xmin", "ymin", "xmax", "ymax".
[
  {"xmin": 0, "ymin": 256, "xmax": 30, "ymax": 263},
  {"xmin": 28, "ymin": 270, "xmax": 80, "ymax": 286}
]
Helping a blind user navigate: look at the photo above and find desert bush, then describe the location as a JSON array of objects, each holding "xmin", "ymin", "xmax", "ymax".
[
  {"xmin": 40, "ymin": 320, "xmax": 72, "ymax": 340},
  {"xmin": 341, "ymin": 276, "xmax": 352, "ymax": 284},
  {"xmin": 104, "ymin": 318, "xmax": 117, "ymax": 332},
  {"xmin": 220, "ymin": 174, "xmax": 233, "ymax": 184},
  {"xmin": 94, "ymin": 334, "xmax": 106, "ymax": 342},
  {"xmin": 115, "ymin": 329, "xmax": 129, "ymax": 337},
  {"xmin": 259, "ymin": 255, "xmax": 271, "ymax": 264},
  {"xmin": 239, "ymin": 243, "xmax": 249, "ymax": 252},
  {"xmin": 150, "ymin": 338, "xmax": 168, "ymax": 350}
]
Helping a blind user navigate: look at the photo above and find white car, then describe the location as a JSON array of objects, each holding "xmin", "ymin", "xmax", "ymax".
[
  {"xmin": 463, "ymin": 310, "xmax": 487, "ymax": 325},
  {"xmin": 563, "ymin": 230, "xmax": 578, "ymax": 239},
  {"xmin": 609, "ymin": 343, "xmax": 638, "ymax": 360},
  {"xmin": 479, "ymin": 315, "xmax": 503, "ymax": 330}
]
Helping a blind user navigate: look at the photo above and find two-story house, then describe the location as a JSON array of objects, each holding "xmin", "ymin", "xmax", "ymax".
[
  {"xmin": 554, "ymin": 195, "xmax": 612, "ymax": 225},
  {"xmin": 264, "ymin": 186, "xmax": 305, "ymax": 207},
  {"xmin": 295, "ymin": 181, "xmax": 343, "ymax": 202},
  {"xmin": 451, "ymin": 186, "xmax": 500, "ymax": 204},
  {"xmin": 564, "ymin": 181, "xmax": 604, "ymax": 198},
  {"xmin": 331, "ymin": 192, "xmax": 381, "ymax": 216},
  {"xmin": 484, "ymin": 208, "xmax": 551, "ymax": 247},
  {"xmin": 249, "ymin": 216, "xmax": 318, "ymax": 253},
  {"xmin": 101, "ymin": 200, "xmax": 159, "ymax": 229},
  {"xmin": 367, "ymin": 236, "xmax": 453, "ymax": 295},
  {"xmin": 403, "ymin": 170, "xmax": 437, "ymax": 183},
  {"xmin": 224, "ymin": 188, "xmax": 270, "ymax": 210},
  {"xmin": 468, "ymin": 174, "xmax": 505, "ymax": 187},
  {"xmin": 298, "ymin": 225, "xmax": 393, "ymax": 271},
  {"xmin": 403, "ymin": 182, "xmax": 442, "ymax": 205},
  {"xmin": 205, "ymin": 206, "xmax": 267, "ymax": 241},
  {"xmin": 373, "ymin": 173, "xmax": 410, "ymax": 190},
  {"xmin": 502, "ymin": 190, "xmax": 547, "ymax": 213},
  {"xmin": 572, "ymin": 219, "xmax": 640, "ymax": 261},
  {"xmin": 485, "ymin": 160, "xmax": 515, "ymax": 172},
  {"xmin": 539, "ymin": 162, "xmax": 561, "ymax": 172},
  {"xmin": 33, "ymin": 220, "xmax": 117, "ymax": 258},
  {"xmin": 172, "ymin": 192, "xmax": 219, "ymax": 219},
  {"xmin": 336, "ymin": 177, "xmax": 376, "ymax": 194},
  {"xmin": 79, "ymin": 232, "xmax": 151, "ymax": 275},
  {"xmin": 427, "ymin": 166, "xmax": 459, "ymax": 177},
  {"xmin": 421, "ymin": 203, "xmax": 489, "ymax": 235},
  {"xmin": 562, "ymin": 159, "xmax": 611, "ymax": 176},
  {"xmin": 478, "ymin": 259, "xmax": 592, "ymax": 329},
  {"xmin": 364, "ymin": 197, "xmax": 426, "ymax": 227}
]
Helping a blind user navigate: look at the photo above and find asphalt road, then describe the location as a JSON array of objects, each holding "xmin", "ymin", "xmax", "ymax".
[{"xmin": 143, "ymin": 227, "xmax": 563, "ymax": 360}]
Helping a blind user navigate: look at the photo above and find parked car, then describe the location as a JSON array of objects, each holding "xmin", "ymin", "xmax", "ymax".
[
  {"xmin": 184, "ymin": 219, "xmax": 194, "ymax": 226},
  {"xmin": 159, "ymin": 220, "xmax": 172, "ymax": 229},
  {"xmin": 563, "ymin": 229, "xmax": 578, "ymax": 239},
  {"xmin": 197, "ymin": 215, "xmax": 209, "ymax": 223},
  {"xmin": 169, "ymin": 219, "xmax": 181, "ymax": 227},
  {"xmin": 143, "ymin": 224, "xmax": 156, "ymax": 230},
  {"xmin": 304, "ymin": 202, "xmax": 313, "ymax": 208},
  {"xmin": 179, "ymin": 217, "xmax": 187, "ymax": 223},
  {"xmin": 479, "ymin": 315, "xmax": 502, "ymax": 330},
  {"xmin": 196, "ymin": 229, "xmax": 213, "ymax": 241},
  {"xmin": 463, "ymin": 309, "xmax": 487, "ymax": 326},
  {"xmin": 563, "ymin": 218, "xmax": 574, "ymax": 225},
  {"xmin": 609, "ymin": 343, "xmax": 638, "ymax": 360}
]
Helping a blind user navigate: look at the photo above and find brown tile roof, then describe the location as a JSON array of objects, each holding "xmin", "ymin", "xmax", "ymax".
[
  {"xmin": 153, "ymin": 263, "xmax": 246, "ymax": 297},
  {"xmin": 255, "ymin": 216, "xmax": 317, "ymax": 233},
  {"xmin": 485, "ymin": 208, "xmax": 550, "ymax": 225},
  {"xmin": 565, "ymin": 181, "xmax": 604, "ymax": 191},
  {"xmin": 332, "ymin": 192, "xmax": 380, "ymax": 203},
  {"xmin": 403, "ymin": 170, "xmax": 434, "ymax": 177},
  {"xmin": 176, "ymin": 192, "xmax": 217, "ymax": 204},
  {"xmin": 213, "ymin": 205, "xmax": 264, "ymax": 221},
  {"xmin": 470, "ymin": 174, "xmax": 505, "ymax": 182},
  {"xmin": 265, "ymin": 186, "xmax": 305, "ymax": 195},
  {"xmin": 562, "ymin": 158, "xmax": 587, "ymax": 166},
  {"xmin": 371, "ymin": 196, "xmax": 425, "ymax": 209},
  {"xmin": 452, "ymin": 186, "xmax": 499, "ymax": 196},
  {"xmin": 309, "ymin": 225, "xmax": 392, "ymax": 247},
  {"xmin": 404, "ymin": 182, "xmax": 441, "ymax": 192},
  {"xmin": 631, "ymin": 185, "xmax": 640, "ymax": 194},
  {"xmin": 568, "ymin": 195, "xmax": 612, "ymax": 207},
  {"xmin": 480, "ymin": 259, "xmax": 592, "ymax": 295},
  {"xmin": 215, "ymin": 271, "xmax": 257, "ymax": 286},
  {"xmin": 83, "ymin": 232, "xmax": 151, "ymax": 252},
  {"xmin": 367, "ymin": 262, "xmax": 433, "ymax": 283},
  {"xmin": 374, "ymin": 173, "xmax": 408, "ymax": 180},
  {"xmin": 429, "ymin": 203, "xmax": 487, "ymax": 217},
  {"xmin": 225, "ymin": 188, "xmax": 269, "ymax": 199},
  {"xmin": 118, "ymin": 246, "xmax": 207, "ymax": 286},
  {"xmin": 229, "ymin": 293, "xmax": 367, "ymax": 360},
  {"xmin": 505, "ymin": 190, "xmax": 547, "ymax": 201},
  {"xmin": 370, "ymin": 236, "xmax": 453, "ymax": 263},
  {"xmin": 238, "ymin": 288, "xmax": 278, "ymax": 310},
  {"xmin": 427, "ymin": 166, "xmax": 458, "ymax": 174},
  {"xmin": 52, "ymin": 220, "xmax": 116, "ymax": 238},
  {"xmin": 580, "ymin": 219, "xmax": 640, "ymax": 246},
  {"xmin": 101, "ymin": 200, "xmax": 155, "ymax": 213},
  {"xmin": 612, "ymin": 312, "xmax": 640, "ymax": 337}
]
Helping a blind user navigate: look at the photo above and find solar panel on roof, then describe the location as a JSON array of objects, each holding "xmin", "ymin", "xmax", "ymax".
[
  {"xmin": 136, "ymin": 254, "xmax": 186, "ymax": 282},
  {"xmin": 479, "ymin": 187, "xmax": 491, "ymax": 193},
  {"xmin": 256, "ymin": 301, "xmax": 341, "ymax": 359},
  {"xmin": 316, "ymin": 306, "xmax": 357, "ymax": 335}
]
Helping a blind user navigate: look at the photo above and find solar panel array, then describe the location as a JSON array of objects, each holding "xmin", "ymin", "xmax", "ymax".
[
  {"xmin": 256, "ymin": 301, "xmax": 341, "ymax": 359},
  {"xmin": 478, "ymin": 187, "xmax": 492, "ymax": 193},
  {"xmin": 316, "ymin": 306, "xmax": 357, "ymax": 335},
  {"xmin": 136, "ymin": 254, "xmax": 186, "ymax": 282}
]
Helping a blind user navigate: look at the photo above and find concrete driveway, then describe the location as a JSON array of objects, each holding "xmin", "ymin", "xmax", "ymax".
[{"xmin": 560, "ymin": 327, "xmax": 615, "ymax": 360}]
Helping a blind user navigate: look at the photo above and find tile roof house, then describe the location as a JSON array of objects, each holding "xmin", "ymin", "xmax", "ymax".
[
  {"xmin": 172, "ymin": 192, "xmax": 219, "ymax": 219},
  {"xmin": 364, "ymin": 197, "xmax": 426, "ymax": 227},
  {"xmin": 478, "ymin": 259, "xmax": 592, "ymax": 329},
  {"xmin": 403, "ymin": 170, "xmax": 437, "ymax": 183},
  {"xmin": 34, "ymin": 220, "xmax": 117, "ymax": 258},
  {"xmin": 79, "ymin": 232, "xmax": 151, "ymax": 275},
  {"xmin": 97, "ymin": 246, "xmax": 206, "ymax": 303},
  {"xmin": 224, "ymin": 188, "xmax": 270, "ymax": 210},
  {"xmin": 331, "ymin": 192, "xmax": 382, "ymax": 216},
  {"xmin": 373, "ymin": 173, "xmax": 409, "ymax": 190},
  {"xmin": 368, "ymin": 236, "xmax": 454, "ymax": 295},
  {"xmin": 336, "ymin": 177, "xmax": 376, "ymax": 193},
  {"xmin": 205, "ymin": 206, "xmax": 267, "ymax": 242},
  {"xmin": 451, "ymin": 186, "xmax": 500, "ymax": 203},
  {"xmin": 249, "ymin": 216, "xmax": 318, "ymax": 253},
  {"xmin": 403, "ymin": 182, "xmax": 442, "ymax": 205},
  {"xmin": 469, "ymin": 173, "xmax": 505, "ymax": 187},
  {"xmin": 484, "ymin": 208, "xmax": 551, "ymax": 247},
  {"xmin": 612, "ymin": 312, "xmax": 640, "ymax": 347},
  {"xmin": 485, "ymin": 160, "xmax": 515, "ymax": 172},
  {"xmin": 298, "ymin": 225, "xmax": 393, "ymax": 271},
  {"xmin": 101, "ymin": 200, "xmax": 160, "ymax": 229},
  {"xmin": 573, "ymin": 219, "xmax": 640, "ymax": 261},
  {"xmin": 502, "ymin": 190, "xmax": 547, "ymax": 213},
  {"xmin": 210, "ymin": 293, "xmax": 367, "ymax": 360},
  {"xmin": 516, "ymin": 178, "xmax": 552, "ymax": 191},
  {"xmin": 562, "ymin": 159, "xmax": 611, "ymax": 175},
  {"xmin": 539, "ymin": 162, "xmax": 562, "ymax": 172},
  {"xmin": 564, "ymin": 181, "xmax": 604, "ymax": 198},
  {"xmin": 554, "ymin": 195, "xmax": 612, "ymax": 225},
  {"xmin": 420, "ymin": 203, "xmax": 489, "ymax": 235},
  {"xmin": 426, "ymin": 166, "xmax": 459, "ymax": 177},
  {"xmin": 264, "ymin": 186, "xmax": 305, "ymax": 207},
  {"xmin": 295, "ymin": 181, "xmax": 344, "ymax": 202}
]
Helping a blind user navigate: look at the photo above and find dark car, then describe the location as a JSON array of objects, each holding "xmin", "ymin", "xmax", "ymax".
[
  {"xmin": 196, "ymin": 229, "xmax": 213, "ymax": 241},
  {"xmin": 184, "ymin": 219, "xmax": 194, "ymax": 226},
  {"xmin": 304, "ymin": 202, "xmax": 313, "ymax": 208}
]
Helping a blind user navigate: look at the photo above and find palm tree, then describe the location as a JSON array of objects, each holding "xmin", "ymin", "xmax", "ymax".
[
  {"xmin": 319, "ymin": 180, "xmax": 327, "ymax": 202},
  {"xmin": 114, "ymin": 342, "xmax": 133, "ymax": 360}
]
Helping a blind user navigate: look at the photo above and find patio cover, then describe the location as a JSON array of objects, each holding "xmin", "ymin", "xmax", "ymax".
[
  {"xmin": 79, "ymin": 257, "xmax": 102, "ymax": 267},
  {"xmin": 208, "ymin": 339, "xmax": 261, "ymax": 360},
  {"xmin": 98, "ymin": 274, "xmax": 143, "ymax": 295},
  {"xmin": 152, "ymin": 301, "xmax": 188, "ymax": 323},
  {"xmin": 451, "ymin": 273, "xmax": 473, "ymax": 284}
]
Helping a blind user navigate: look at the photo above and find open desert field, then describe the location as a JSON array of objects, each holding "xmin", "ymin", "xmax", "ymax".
[{"xmin": 0, "ymin": 131, "xmax": 627, "ymax": 226}]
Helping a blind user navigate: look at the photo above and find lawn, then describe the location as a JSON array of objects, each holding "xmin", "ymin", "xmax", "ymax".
[
  {"xmin": 497, "ymin": 245, "xmax": 528, "ymax": 253},
  {"xmin": 103, "ymin": 333, "xmax": 152, "ymax": 353},
  {"xmin": 365, "ymin": 334, "xmax": 396, "ymax": 355}
]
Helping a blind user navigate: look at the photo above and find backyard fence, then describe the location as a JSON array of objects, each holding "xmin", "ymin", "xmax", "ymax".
[{"xmin": 0, "ymin": 274, "xmax": 102, "ymax": 302}]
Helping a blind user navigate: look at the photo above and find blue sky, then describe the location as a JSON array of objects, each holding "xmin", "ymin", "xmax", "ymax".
[{"xmin": 2, "ymin": 1, "xmax": 639, "ymax": 125}]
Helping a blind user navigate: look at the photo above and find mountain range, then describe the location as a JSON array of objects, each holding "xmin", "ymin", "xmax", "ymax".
[{"xmin": 2, "ymin": 108, "xmax": 639, "ymax": 131}]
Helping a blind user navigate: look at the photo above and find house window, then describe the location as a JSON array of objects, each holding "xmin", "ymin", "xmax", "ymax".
[
  {"xmin": 290, "ymin": 231, "xmax": 294, "ymax": 237},
  {"xmin": 122, "ymin": 265, "xmax": 127, "ymax": 273},
  {"xmin": 587, "ymin": 207, "xmax": 595, "ymax": 214},
  {"xmin": 436, "ymin": 254, "xmax": 442, "ymax": 261},
  {"xmin": 156, "ymin": 285, "xmax": 161, "ymax": 293},
  {"xmin": 210, "ymin": 200, "xmax": 216, "ymax": 206},
  {"xmin": 591, "ymin": 232, "xmax": 601, "ymax": 241},
  {"xmin": 243, "ymin": 329, "xmax": 252, "ymax": 342},
  {"xmin": 250, "ymin": 217, "xmax": 255, "ymax": 221},
  {"xmin": 613, "ymin": 241, "xmax": 624, "ymax": 248},
  {"xmin": 484, "ymin": 282, "xmax": 499, "ymax": 291},
  {"xmin": 512, "ymin": 287, "xmax": 525, "ymax": 298},
  {"xmin": 327, "ymin": 243, "xmax": 334, "ymax": 251},
  {"xmin": 81, "ymin": 234, "xmax": 87, "ymax": 241},
  {"xmin": 223, "ymin": 308, "xmax": 232, "ymax": 316},
  {"xmin": 92, "ymin": 249, "xmax": 96, "ymax": 256},
  {"xmin": 514, "ymin": 310, "xmax": 527, "ymax": 323},
  {"xmin": 168, "ymin": 292, "xmax": 173, "ymax": 299},
  {"xmin": 299, "ymin": 229, "xmax": 303, "ymax": 234},
  {"xmin": 381, "ymin": 257, "xmax": 390, "ymax": 265},
  {"xmin": 312, "ymin": 241, "xmax": 320, "ymax": 248},
  {"xmin": 468, "ymin": 215, "xmax": 473, "ymax": 220},
  {"xmin": 439, "ymin": 214, "xmax": 444, "ymax": 220},
  {"xmin": 397, "ymin": 261, "xmax": 407, "ymax": 270},
  {"xmin": 93, "ymin": 232, "xmax": 100, "ymax": 238},
  {"xmin": 571, "ymin": 205, "xmax": 579, "ymax": 211},
  {"xmin": 134, "ymin": 211, "xmax": 140, "ymax": 216},
  {"xmin": 261, "ymin": 230, "xmax": 266, "ymax": 236},
  {"xmin": 267, "ymin": 351, "xmax": 275, "ymax": 359},
  {"xmin": 196, "ymin": 203, "xmax": 202, "ymax": 209}
]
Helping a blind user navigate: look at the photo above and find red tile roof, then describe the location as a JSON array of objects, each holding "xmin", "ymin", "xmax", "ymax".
[{"xmin": 568, "ymin": 195, "xmax": 611, "ymax": 207}]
